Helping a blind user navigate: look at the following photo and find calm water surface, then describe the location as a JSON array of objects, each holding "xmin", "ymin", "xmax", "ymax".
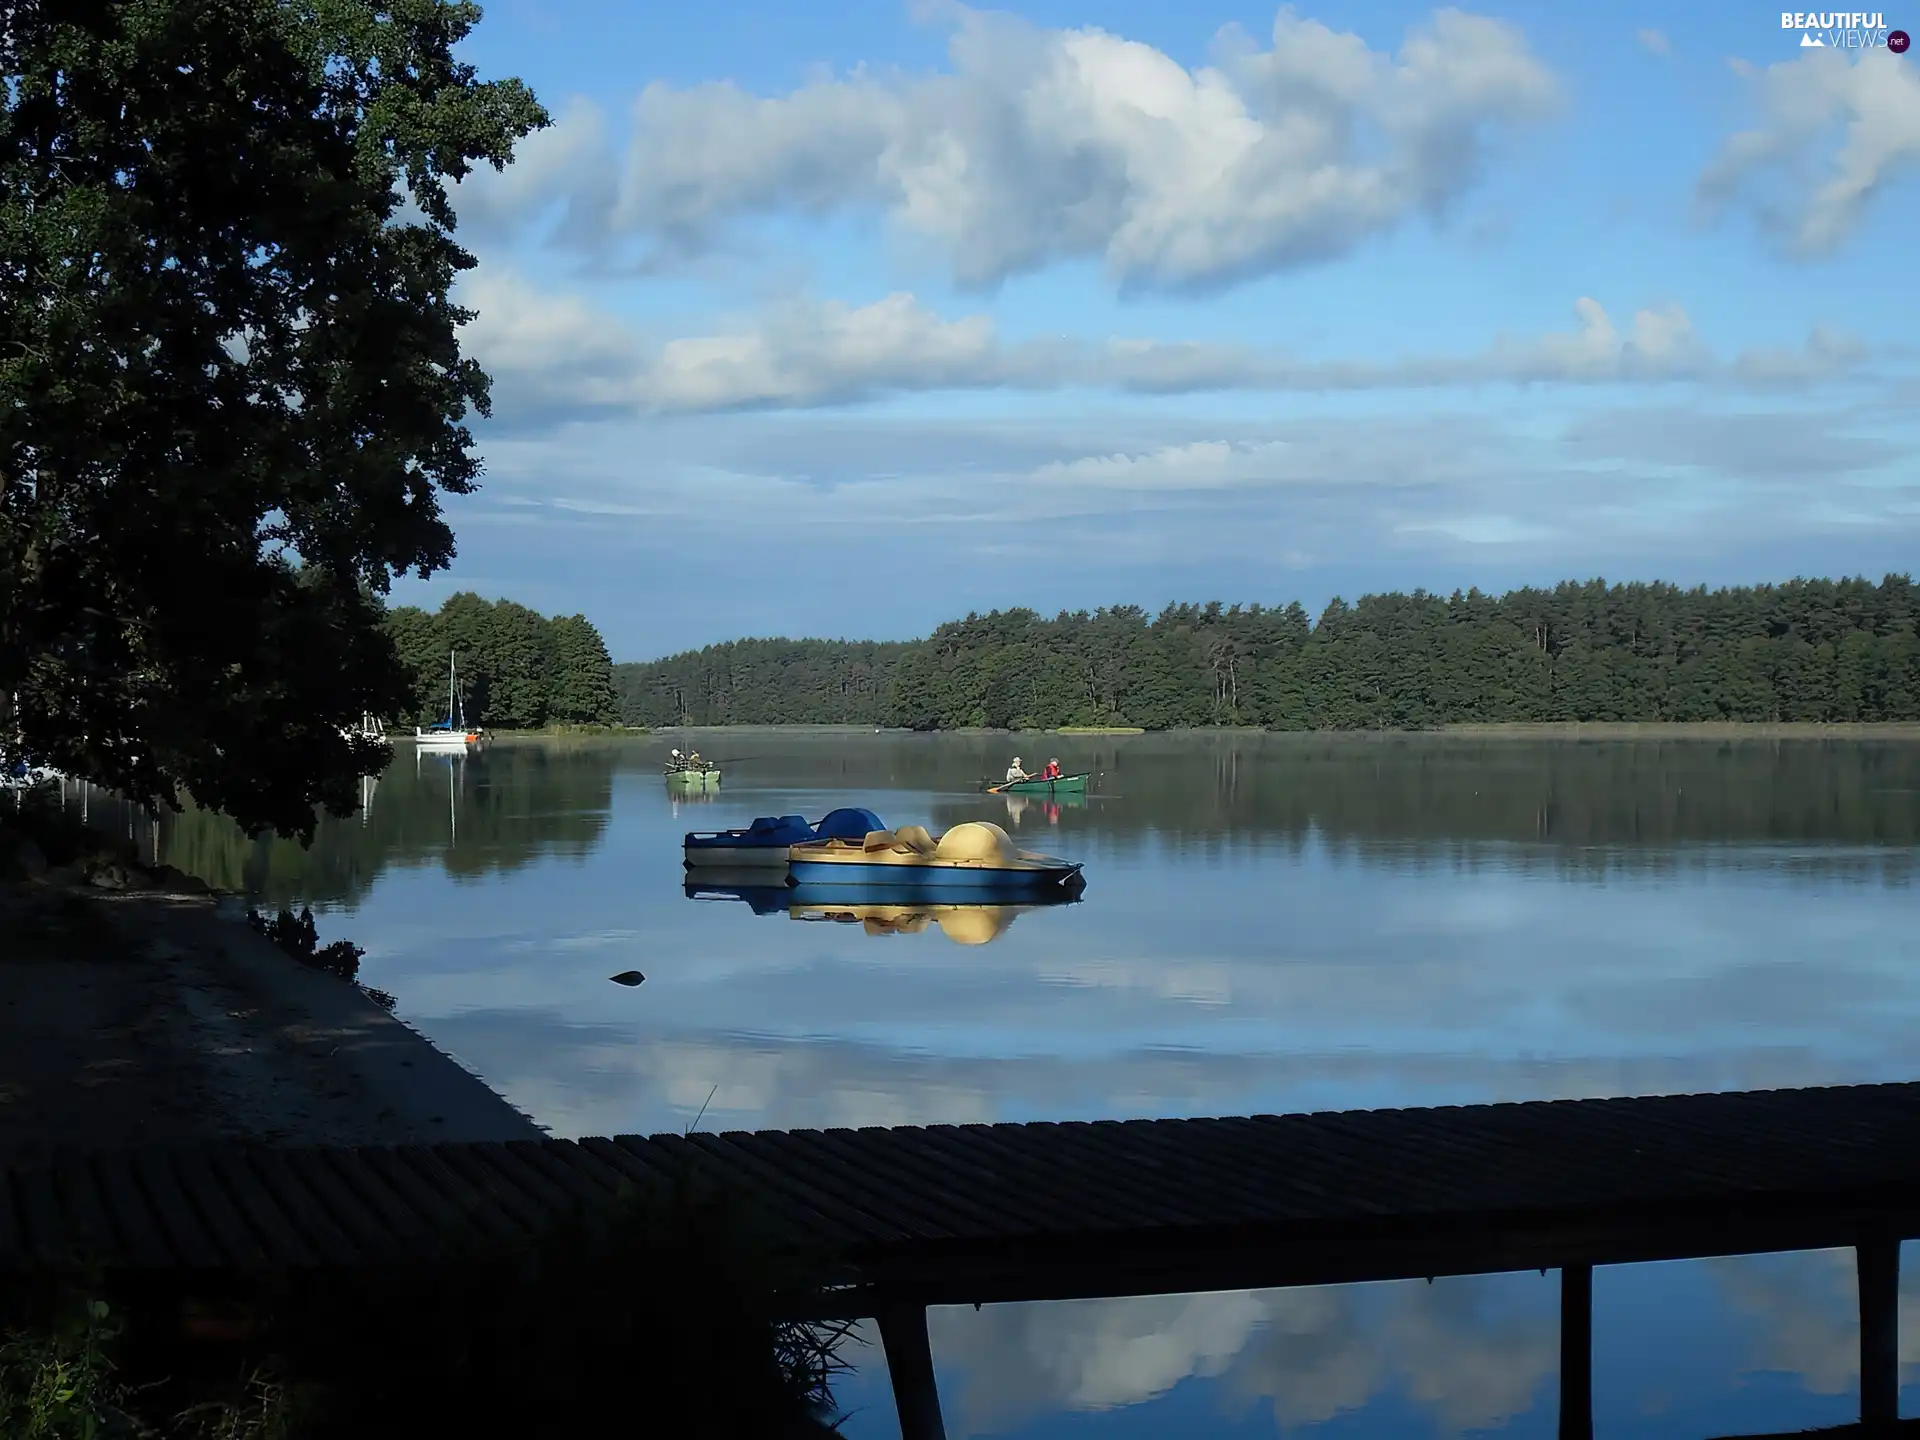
[{"xmin": 148, "ymin": 732, "xmax": 1920, "ymax": 1437}]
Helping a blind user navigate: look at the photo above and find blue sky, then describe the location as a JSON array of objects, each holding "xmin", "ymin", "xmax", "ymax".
[{"xmin": 398, "ymin": 0, "xmax": 1920, "ymax": 661}]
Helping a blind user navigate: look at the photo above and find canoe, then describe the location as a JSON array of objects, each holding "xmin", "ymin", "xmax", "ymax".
[
  {"xmin": 683, "ymin": 807, "xmax": 883, "ymax": 870},
  {"xmin": 787, "ymin": 820, "xmax": 1084, "ymax": 896},
  {"xmin": 987, "ymin": 771, "xmax": 1089, "ymax": 796}
]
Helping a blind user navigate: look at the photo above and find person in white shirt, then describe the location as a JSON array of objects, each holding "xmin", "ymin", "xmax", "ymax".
[{"xmin": 1005, "ymin": 756, "xmax": 1029, "ymax": 782}]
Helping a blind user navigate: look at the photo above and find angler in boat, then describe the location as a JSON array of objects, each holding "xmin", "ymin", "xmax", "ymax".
[{"xmin": 664, "ymin": 748, "xmax": 721, "ymax": 786}]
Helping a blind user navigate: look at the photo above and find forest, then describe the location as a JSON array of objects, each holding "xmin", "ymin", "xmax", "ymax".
[
  {"xmin": 612, "ymin": 574, "xmax": 1920, "ymax": 730},
  {"xmin": 383, "ymin": 593, "xmax": 621, "ymax": 730}
]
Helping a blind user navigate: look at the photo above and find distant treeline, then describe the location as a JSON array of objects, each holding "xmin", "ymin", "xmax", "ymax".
[
  {"xmin": 385, "ymin": 593, "xmax": 619, "ymax": 729},
  {"xmin": 614, "ymin": 638, "xmax": 910, "ymax": 727},
  {"xmin": 612, "ymin": 575, "xmax": 1920, "ymax": 730}
]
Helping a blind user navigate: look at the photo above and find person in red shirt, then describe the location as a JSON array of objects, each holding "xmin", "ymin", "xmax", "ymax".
[{"xmin": 1040, "ymin": 757, "xmax": 1062, "ymax": 780}]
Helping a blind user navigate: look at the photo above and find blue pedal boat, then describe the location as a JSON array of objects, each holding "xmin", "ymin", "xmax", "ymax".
[
  {"xmin": 683, "ymin": 806, "xmax": 884, "ymax": 871},
  {"xmin": 786, "ymin": 820, "xmax": 1085, "ymax": 897}
]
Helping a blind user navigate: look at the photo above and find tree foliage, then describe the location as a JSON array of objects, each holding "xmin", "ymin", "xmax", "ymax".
[
  {"xmin": 0, "ymin": 0, "xmax": 545, "ymax": 838},
  {"xmin": 612, "ymin": 574, "xmax": 1920, "ymax": 730},
  {"xmin": 615, "ymin": 637, "xmax": 910, "ymax": 727},
  {"xmin": 383, "ymin": 592, "xmax": 619, "ymax": 728}
]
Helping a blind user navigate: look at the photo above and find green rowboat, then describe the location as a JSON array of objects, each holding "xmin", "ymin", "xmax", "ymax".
[
  {"xmin": 665, "ymin": 766, "xmax": 721, "ymax": 788},
  {"xmin": 987, "ymin": 771, "xmax": 1089, "ymax": 796}
]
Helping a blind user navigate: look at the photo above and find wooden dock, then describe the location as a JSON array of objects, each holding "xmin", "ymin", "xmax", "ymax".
[{"xmin": 7, "ymin": 1080, "xmax": 1920, "ymax": 1438}]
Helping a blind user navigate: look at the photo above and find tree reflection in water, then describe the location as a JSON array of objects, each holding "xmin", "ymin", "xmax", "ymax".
[{"xmin": 149, "ymin": 741, "xmax": 617, "ymax": 908}]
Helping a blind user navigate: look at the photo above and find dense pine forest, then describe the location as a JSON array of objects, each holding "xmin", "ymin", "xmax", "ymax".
[
  {"xmin": 612, "ymin": 575, "xmax": 1920, "ymax": 730},
  {"xmin": 383, "ymin": 593, "xmax": 620, "ymax": 729}
]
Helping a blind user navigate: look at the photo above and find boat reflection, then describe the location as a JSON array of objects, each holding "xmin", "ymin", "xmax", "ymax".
[
  {"xmin": 1000, "ymin": 792, "xmax": 1085, "ymax": 830},
  {"xmin": 685, "ymin": 878, "xmax": 1081, "ymax": 945},
  {"xmin": 666, "ymin": 788, "xmax": 722, "ymax": 820}
]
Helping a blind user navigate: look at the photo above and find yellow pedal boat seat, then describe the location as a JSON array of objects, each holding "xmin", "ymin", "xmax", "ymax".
[{"xmin": 935, "ymin": 821, "xmax": 1016, "ymax": 863}]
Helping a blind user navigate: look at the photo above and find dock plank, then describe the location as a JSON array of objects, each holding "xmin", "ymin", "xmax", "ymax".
[{"xmin": 5, "ymin": 1081, "xmax": 1920, "ymax": 1311}]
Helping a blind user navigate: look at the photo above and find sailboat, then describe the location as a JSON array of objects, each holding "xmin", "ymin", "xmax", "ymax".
[{"xmin": 415, "ymin": 652, "xmax": 480, "ymax": 750}]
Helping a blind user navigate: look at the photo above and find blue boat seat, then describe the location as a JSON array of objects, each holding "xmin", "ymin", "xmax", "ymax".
[
  {"xmin": 738, "ymin": 814, "xmax": 813, "ymax": 844},
  {"xmin": 815, "ymin": 807, "xmax": 886, "ymax": 841}
]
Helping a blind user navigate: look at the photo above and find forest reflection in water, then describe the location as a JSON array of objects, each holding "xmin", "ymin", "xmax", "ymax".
[
  {"xmin": 93, "ymin": 731, "xmax": 1920, "ymax": 1437},
  {"xmin": 131, "ymin": 731, "xmax": 1920, "ymax": 910}
]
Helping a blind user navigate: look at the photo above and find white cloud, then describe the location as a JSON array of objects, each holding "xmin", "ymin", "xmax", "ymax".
[
  {"xmin": 919, "ymin": 1274, "xmax": 1558, "ymax": 1436},
  {"xmin": 1638, "ymin": 28, "xmax": 1671, "ymax": 56},
  {"xmin": 1398, "ymin": 514, "xmax": 1560, "ymax": 545},
  {"xmin": 645, "ymin": 292, "xmax": 1023, "ymax": 409},
  {"xmin": 452, "ymin": 98, "xmax": 618, "ymax": 247},
  {"xmin": 458, "ymin": 276, "xmax": 1868, "ymax": 422},
  {"xmin": 454, "ymin": 5, "xmax": 1561, "ymax": 290},
  {"xmin": 1699, "ymin": 47, "xmax": 1920, "ymax": 256},
  {"xmin": 1033, "ymin": 440, "xmax": 1299, "ymax": 490}
]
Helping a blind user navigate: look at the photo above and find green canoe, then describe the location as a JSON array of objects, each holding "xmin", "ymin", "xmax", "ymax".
[{"xmin": 988, "ymin": 771, "xmax": 1089, "ymax": 796}]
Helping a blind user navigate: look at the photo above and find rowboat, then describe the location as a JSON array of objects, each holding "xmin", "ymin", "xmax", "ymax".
[
  {"xmin": 987, "ymin": 771, "xmax": 1089, "ymax": 796},
  {"xmin": 787, "ymin": 820, "xmax": 1084, "ymax": 897},
  {"xmin": 683, "ymin": 807, "xmax": 883, "ymax": 870},
  {"xmin": 664, "ymin": 765, "xmax": 721, "ymax": 788}
]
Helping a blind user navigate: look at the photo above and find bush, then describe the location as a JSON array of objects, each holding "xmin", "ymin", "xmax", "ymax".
[
  {"xmin": 244, "ymin": 907, "xmax": 394, "ymax": 1011},
  {"xmin": 0, "ymin": 786, "xmax": 139, "ymax": 872},
  {"xmin": 1, "ymin": 1174, "xmax": 850, "ymax": 1438}
]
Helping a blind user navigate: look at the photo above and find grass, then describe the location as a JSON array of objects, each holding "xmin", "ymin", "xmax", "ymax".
[
  {"xmin": 0, "ymin": 1170, "xmax": 852, "ymax": 1437},
  {"xmin": 0, "ymin": 1290, "xmax": 138, "ymax": 1439},
  {"xmin": 477, "ymin": 723, "xmax": 649, "ymax": 739},
  {"xmin": 1431, "ymin": 721, "xmax": 1920, "ymax": 739},
  {"xmin": 1053, "ymin": 725, "xmax": 1146, "ymax": 734}
]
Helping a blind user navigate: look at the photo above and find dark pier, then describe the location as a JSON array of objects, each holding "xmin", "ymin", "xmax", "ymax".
[{"xmin": 8, "ymin": 1081, "xmax": 1920, "ymax": 1437}]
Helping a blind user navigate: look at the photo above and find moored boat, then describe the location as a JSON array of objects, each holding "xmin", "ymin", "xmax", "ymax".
[
  {"xmin": 787, "ymin": 820, "xmax": 1084, "ymax": 896},
  {"xmin": 683, "ymin": 807, "xmax": 883, "ymax": 870},
  {"xmin": 417, "ymin": 653, "xmax": 480, "ymax": 750}
]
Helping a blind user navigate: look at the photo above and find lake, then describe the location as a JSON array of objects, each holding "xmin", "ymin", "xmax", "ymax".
[{"xmin": 141, "ymin": 730, "xmax": 1920, "ymax": 1437}]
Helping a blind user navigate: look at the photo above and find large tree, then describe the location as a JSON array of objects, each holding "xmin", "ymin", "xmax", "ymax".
[
  {"xmin": 549, "ymin": 613, "xmax": 617, "ymax": 725},
  {"xmin": 0, "ymin": 0, "xmax": 545, "ymax": 837}
]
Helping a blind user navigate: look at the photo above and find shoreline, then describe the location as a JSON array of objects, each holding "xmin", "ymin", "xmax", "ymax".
[
  {"xmin": 625, "ymin": 721, "xmax": 1920, "ymax": 740},
  {"xmin": 0, "ymin": 872, "xmax": 539, "ymax": 1162}
]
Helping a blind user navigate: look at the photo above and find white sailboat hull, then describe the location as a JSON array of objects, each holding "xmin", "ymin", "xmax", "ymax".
[{"xmin": 415, "ymin": 731, "xmax": 477, "ymax": 750}]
